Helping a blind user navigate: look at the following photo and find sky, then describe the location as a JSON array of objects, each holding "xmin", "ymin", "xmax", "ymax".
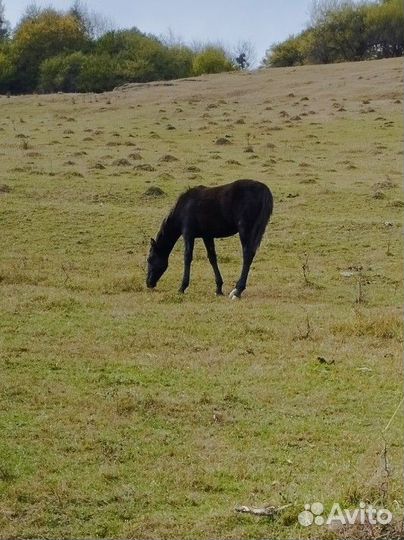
[{"xmin": 4, "ymin": 0, "xmax": 315, "ymax": 64}]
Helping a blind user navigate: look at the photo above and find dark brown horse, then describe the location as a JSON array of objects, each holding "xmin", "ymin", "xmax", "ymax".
[{"xmin": 146, "ymin": 179, "xmax": 273, "ymax": 298}]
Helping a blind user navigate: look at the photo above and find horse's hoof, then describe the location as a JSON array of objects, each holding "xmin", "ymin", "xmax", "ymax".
[
  {"xmin": 229, "ymin": 288, "xmax": 240, "ymax": 300},
  {"xmin": 216, "ymin": 291, "xmax": 224, "ymax": 296}
]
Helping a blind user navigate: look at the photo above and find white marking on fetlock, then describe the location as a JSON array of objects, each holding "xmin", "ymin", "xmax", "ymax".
[{"xmin": 229, "ymin": 288, "xmax": 240, "ymax": 300}]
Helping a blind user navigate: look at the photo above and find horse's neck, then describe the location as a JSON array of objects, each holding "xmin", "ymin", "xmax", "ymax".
[{"xmin": 156, "ymin": 213, "xmax": 181, "ymax": 256}]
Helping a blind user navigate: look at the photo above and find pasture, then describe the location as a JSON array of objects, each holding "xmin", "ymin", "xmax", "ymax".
[{"xmin": 0, "ymin": 57, "xmax": 403, "ymax": 539}]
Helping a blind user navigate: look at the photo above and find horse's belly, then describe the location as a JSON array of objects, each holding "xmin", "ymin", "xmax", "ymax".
[
  {"xmin": 214, "ymin": 227, "xmax": 238, "ymax": 238},
  {"xmin": 195, "ymin": 224, "xmax": 237, "ymax": 238}
]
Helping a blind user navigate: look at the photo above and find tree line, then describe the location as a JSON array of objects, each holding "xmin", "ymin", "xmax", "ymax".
[
  {"xmin": 0, "ymin": 0, "xmax": 403, "ymax": 94},
  {"xmin": 0, "ymin": 1, "xmax": 238, "ymax": 94},
  {"xmin": 263, "ymin": 0, "xmax": 404, "ymax": 67}
]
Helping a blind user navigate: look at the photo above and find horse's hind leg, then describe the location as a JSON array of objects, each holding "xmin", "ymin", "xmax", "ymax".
[
  {"xmin": 229, "ymin": 233, "xmax": 256, "ymax": 299},
  {"xmin": 179, "ymin": 235, "xmax": 194, "ymax": 293},
  {"xmin": 203, "ymin": 237, "xmax": 224, "ymax": 295}
]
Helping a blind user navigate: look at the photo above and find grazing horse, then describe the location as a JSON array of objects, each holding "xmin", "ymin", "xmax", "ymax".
[{"xmin": 146, "ymin": 179, "xmax": 273, "ymax": 299}]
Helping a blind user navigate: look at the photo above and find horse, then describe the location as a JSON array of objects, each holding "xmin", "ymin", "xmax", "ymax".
[{"xmin": 146, "ymin": 179, "xmax": 273, "ymax": 299}]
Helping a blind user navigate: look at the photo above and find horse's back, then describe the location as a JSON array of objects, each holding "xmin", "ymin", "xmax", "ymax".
[
  {"xmin": 227, "ymin": 178, "xmax": 271, "ymax": 199},
  {"xmin": 222, "ymin": 179, "xmax": 273, "ymax": 217},
  {"xmin": 175, "ymin": 179, "xmax": 272, "ymax": 238}
]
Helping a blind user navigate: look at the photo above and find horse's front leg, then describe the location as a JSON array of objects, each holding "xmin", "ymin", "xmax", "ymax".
[
  {"xmin": 229, "ymin": 239, "xmax": 256, "ymax": 299},
  {"xmin": 179, "ymin": 235, "xmax": 194, "ymax": 293}
]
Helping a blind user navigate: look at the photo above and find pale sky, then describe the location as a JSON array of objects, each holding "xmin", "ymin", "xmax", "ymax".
[{"xmin": 4, "ymin": 0, "xmax": 316, "ymax": 63}]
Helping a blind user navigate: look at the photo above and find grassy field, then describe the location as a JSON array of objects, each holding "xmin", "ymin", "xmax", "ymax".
[{"xmin": 0, "ymin": 57, "xmax": 403, "ymax": 539}]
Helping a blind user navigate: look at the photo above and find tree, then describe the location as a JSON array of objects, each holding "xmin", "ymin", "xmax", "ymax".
[
  {"xmin": 69, "ymin": 0, "xmax": 113, "ymax": 40},
  {"xmin": 95, "ymin": 28, "xmax": 148, "ymax": 56},
  {"xmin": 234, "ymin": 40, "xmax": 256, "ymax": 69},
  {"xmin": 0, "ymin": 0, "xmax": 10, "ymax": 40},
  {"xmin": 309, "ymin": 0, "xmax": 353, "ymax": 25},
  {"xmin": 11, "ymin": 8, "xmax": 89, "ymax": 92},
  {"xmin": 308, "ymin": 3, "xmax": 368, "ymax": 63},
  {"xmin": 15, "ymin": 3, "xmax": 42, "ymax": 27},
  {"xmin": 263, "ymin": 0, "xmax": 404, "ymax": 67},
  {"xmin": 366, "ymin": 0, "xmax": 404, "ymax": 58}
]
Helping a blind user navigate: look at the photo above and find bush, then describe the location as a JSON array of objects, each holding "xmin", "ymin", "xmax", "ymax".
[
  {"xmin": 192, "ymin": 47, "xmax": 234, "ymax": 75},
  {"xmin": 41, "ymin": 51, "xmax": 124, "ymax": 93},
  {"xmin": 96, "ymin": 30, "xmax": 194, "ymax": 82},
  {"xmin": 76, "ymin": 54, "xmax": 123, "ymax": 92},
  {"xmin": 39, "ymin": 51, "xmax": 87, "ymax": 92},
  {"xmin": 119, "ymin": 37, "xmax": 177, "ymax": 82},
  {"xmin": 158, "ymin": 45, "xmax": 194, "ymax": 80},
  {"xmin": 263, "ymin": 35, "xmax": 306, "ymax": 67}
]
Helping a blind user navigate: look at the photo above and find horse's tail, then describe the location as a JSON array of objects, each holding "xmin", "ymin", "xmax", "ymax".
[{"xmin": 251, "ymin": 185, "xmax": 273, "ymax": 251}]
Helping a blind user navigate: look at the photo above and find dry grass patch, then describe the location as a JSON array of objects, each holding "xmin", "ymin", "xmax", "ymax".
[{"xmin": 332, "ymin": 310, "xmax": 403, "ymax": 340}]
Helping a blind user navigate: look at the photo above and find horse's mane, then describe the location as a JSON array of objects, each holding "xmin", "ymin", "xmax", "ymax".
[
  {"xmin": 155, "ymin": 185, "xmax": 206, "ymax": 247},
  {"xmin": 160, "ymin": 186, "xmax": 199, "ymax": 225},
  {"xmin": 155, "ymin": 206, "xmax": 179, "ymax": 247}
]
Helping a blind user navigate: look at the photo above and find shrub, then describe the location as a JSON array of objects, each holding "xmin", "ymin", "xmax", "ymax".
[
  {"xmin": 76, "ymin": 53, "xmax": 123, "ymax": 92},
  {"xmin": 119, "ymin": 38, "xmax": 176, "ymax": 82},
  {"xmin": 161, "ymin": 45, "xmax": 194, "ymax": 79},
  {"xmin": 96, "ymin": 30, "xmax": 194, "ymax": 82},
  {"xmin": 263, "ymin": 35, "xmax": 306, "ymax": 67},
  {"xmin": 40, "ymin": 51, "xmax": 122, "ymax": 93},
  {"xmin": 39, "ymin": 51, "xmax": 86, "ymax": 92},
  {"xmin": 192, "ymin": 46, "xmax": 234, "ymax": 75}
]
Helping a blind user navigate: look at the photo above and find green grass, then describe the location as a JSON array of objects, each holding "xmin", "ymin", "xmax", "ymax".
[{"xmin": 0, "ymin": 58, "xmax": 403, "ymax": 539}]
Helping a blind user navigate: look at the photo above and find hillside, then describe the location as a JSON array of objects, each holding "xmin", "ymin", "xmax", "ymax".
[{"xmin": 0, "ymin": 58, "xmax": 403, "ymax": 539}]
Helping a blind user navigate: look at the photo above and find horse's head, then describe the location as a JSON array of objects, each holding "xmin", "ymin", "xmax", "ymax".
[{"xmin": 146, "ymin": 238, "xmax": 168, "ymax": 288}]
